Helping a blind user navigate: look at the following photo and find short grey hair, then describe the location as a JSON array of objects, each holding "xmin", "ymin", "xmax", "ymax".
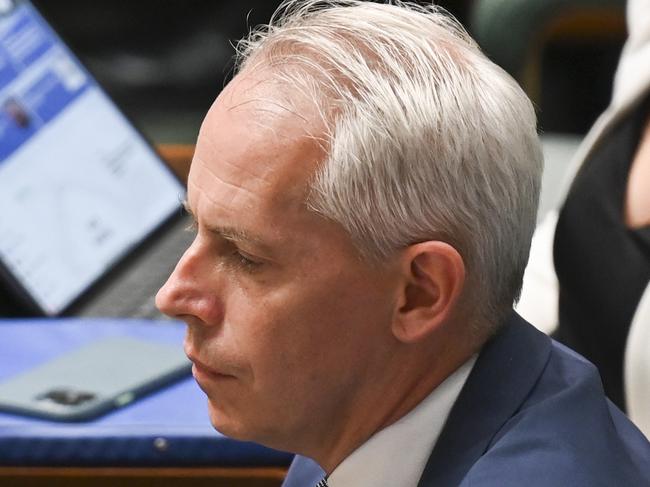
[{"xmin": 235, "ymin": 0, "xmax": 543, "ymax": 332}]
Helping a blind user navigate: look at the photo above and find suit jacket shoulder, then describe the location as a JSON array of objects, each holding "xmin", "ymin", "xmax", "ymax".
[{"xmin": 419, "ymin": 313, "xmax": 650, "ymax": 486}]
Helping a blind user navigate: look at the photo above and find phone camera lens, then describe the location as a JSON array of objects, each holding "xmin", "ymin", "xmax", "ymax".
[{"xmin": 37, "ymin": 388, "xmax": 96, "ymax": 406}]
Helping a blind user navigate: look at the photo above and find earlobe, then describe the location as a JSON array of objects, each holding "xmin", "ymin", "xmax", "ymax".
[{"xmin": 393, "ymin": 242, "xmax": 465, "ymax": 343}]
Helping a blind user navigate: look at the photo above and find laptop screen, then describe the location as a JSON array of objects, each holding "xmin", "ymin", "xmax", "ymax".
[{"xmin": 0, "ymin": 1, "xmax": 186, "ymax": 315}]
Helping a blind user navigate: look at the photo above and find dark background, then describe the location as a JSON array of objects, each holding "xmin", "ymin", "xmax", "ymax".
[
  {"xmin": 27, "ymin": 1, "xmax": 479, "ymax": 144},
  {"xmin": 31, "ymin": 0, "xmax": 624, "ymax": 142}
]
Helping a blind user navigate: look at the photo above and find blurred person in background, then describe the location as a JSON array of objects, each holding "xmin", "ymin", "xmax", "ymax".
[{"xmin": 517, "ymin": 0, "xmax": 650, "ymax": 433}]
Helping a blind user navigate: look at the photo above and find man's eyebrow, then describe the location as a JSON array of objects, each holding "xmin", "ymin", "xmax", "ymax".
[{"xmin": 182, "ymin": 200, "xmax": 271, "ymax": 250}]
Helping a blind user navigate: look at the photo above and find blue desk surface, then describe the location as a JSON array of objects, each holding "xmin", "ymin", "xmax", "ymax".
[{"xmin": 0, "ymin": 318, "xmax": 293, "ymax": 467}]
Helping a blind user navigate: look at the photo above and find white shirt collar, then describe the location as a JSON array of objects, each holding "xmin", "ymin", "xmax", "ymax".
[{"xmin": 327, "ymin": 355, "xmax": 477, "ymax": 487}]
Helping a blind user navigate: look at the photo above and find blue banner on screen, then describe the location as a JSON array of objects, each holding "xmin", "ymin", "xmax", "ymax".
[{"xmin": 0, "ymin": 3, "xmax": 90, "ymax": 162}]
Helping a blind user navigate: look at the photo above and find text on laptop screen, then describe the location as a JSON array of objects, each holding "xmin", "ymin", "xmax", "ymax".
[{"xmin": 0, "ymin": 1, "xmax": 186, "ymax": 314}]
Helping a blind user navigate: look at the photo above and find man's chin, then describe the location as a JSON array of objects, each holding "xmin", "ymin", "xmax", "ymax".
[
  {"xmin": 207, "ymin": 399, "xmax": 256, "ymax": 441},
  {"xmin": 207, "ymin": 399, "xmax": 290, "ymax": 451}
]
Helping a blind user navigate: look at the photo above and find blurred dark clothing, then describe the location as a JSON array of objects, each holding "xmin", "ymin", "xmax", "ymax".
[{"xmin": 554, "ymin": 96, "xmax": 650, "ymax": 410}]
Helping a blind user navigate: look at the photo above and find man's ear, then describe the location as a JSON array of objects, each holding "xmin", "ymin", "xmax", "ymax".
[{"xmin": 392, "ymin": 241, "xmax": 466, "ymax": 343}]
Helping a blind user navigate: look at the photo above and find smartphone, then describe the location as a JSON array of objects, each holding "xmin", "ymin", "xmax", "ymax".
[{"xmin": 0, "ymin": 336, "xmax": 191, "ymax": 421}]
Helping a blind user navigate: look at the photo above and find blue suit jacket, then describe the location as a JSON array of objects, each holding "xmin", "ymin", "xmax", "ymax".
[{"xmin": 282, "ymin": 313, "xmax": 650, "ymax": 486}]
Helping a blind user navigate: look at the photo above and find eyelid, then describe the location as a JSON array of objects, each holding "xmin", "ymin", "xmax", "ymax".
[
  {"xmin": 236, "ymin": 248, "xmax": 261, "ymax": 262},
  {"xmin": 231, "ymin": 249, "xmax": 264, "ymax": 273}
]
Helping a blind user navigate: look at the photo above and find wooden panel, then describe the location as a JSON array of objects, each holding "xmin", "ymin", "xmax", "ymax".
[{"xmin": 545, "ymin": 7, "xmax": 626, "ymax": 40}]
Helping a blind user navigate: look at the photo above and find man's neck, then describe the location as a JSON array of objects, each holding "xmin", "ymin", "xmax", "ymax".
[
  {"xmin": 312, "ymin": 339, "xmax": 477, "ymax": 473},
  {"xmin": 327, "ymin": 354, "xmax": 478, "ymax": 487}
]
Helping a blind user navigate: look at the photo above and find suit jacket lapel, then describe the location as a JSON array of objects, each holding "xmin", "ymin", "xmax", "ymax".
[{"xmin": 418, "ymin": 313, "xmax": 552, "ymax": 486}]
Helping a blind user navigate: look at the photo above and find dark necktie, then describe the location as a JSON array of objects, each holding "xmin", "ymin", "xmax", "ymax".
[{"xmin": 315, "ymin": 478, "xmax": 329, "ymax": 487}]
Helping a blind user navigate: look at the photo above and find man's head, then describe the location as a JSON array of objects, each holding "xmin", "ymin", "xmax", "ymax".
[
  {"xmin": 237, "ymin": 0, "xmax": 542, "ymax": 330},
  {"xmin": 156, "ymin": 0, "xmax": 542, "ymax": 471}
]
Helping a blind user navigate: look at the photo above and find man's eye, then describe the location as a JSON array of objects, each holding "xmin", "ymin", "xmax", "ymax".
[{"xmin": 232, "ymin": 251, "xmax": 263, "ymax": 272}]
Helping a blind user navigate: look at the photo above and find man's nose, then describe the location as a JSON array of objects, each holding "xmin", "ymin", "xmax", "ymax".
[{"xmin": 155, "ymin": 241, "xmax": 224, "ymax": 325}]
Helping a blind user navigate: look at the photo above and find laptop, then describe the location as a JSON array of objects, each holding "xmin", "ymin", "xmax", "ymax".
[{"xmin": 0, "ymin": 0, "xmax": 195, "ymax": 319}]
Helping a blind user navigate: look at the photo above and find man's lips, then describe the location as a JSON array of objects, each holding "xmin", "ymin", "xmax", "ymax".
[{"xmin": 187, "ymin": 354, "xmax": 236, "ymax": 381}]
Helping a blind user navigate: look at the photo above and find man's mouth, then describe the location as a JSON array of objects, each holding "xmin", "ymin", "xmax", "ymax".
[{"xmin": 188, "ymin": 354, "xmax": 236, "ymax": 382}]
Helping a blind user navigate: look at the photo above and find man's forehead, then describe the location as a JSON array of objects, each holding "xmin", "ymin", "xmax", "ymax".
[
  {"xmin": 187, "ymin": 67, "xmax": 331, "ymax": 232},
  {"xmin": 195, "ymin": 71, "xmax": 326, "ymax": 186}
]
